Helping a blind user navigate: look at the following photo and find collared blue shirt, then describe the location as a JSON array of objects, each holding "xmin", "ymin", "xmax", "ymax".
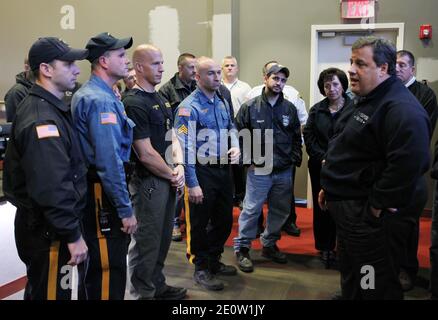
[
  {"xmin": 174, "ymin": 88, "xmax": 238, "ymax": 187},
  {"xmin": 71, "ymin": 75, "xmax": 135, "ymax": 219}
]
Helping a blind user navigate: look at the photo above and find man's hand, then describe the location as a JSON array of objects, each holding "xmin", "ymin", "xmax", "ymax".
[
  {"xmin": 228, "ymin": 147, "xmax": 240, "ymax": 164},
  {"xmin": 177, "ymin": 187, "xmax": 184, "ymax": 200},
  {"xmin": 121, "ymin": 215, "xmax": 137, "ymax": 234},
  {"xmin": 318, "ymin": 189, "xmax": 327, "ymax": 211},
  {"xmin": 189, "ymin": 186, "xmax": 203, "ymax": 204},
  {"xmin": 67, "ymin": 236, "xmax": 88, "ymax": 266},
  {"xmin": 369, "ymin": 206, "xmax": 382, "ymax": 218},
  {"xmin": 171, "ymin": 165, "xmax": 185, "ymax": 189}
]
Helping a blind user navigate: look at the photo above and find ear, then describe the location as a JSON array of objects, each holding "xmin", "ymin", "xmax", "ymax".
[
  {"xmin": 195, "ymin": 72, "xmax": 200, "ymax": 82},
  {"xmin": 263, "ymin": 75, "xmax": 269, "ymax": 85},
  {"xmin": 39, "ymin": 63, "xmax": 53, "ymax": 78},
  {"xmin": 379, "ymin": 63, "xmax": 389, "ymax": 76},
  {"xmin": 99, "ymin": 55, "xmax": 109, "ymax": 70},
  {"xmin": 134, "ymin": 61, "xmax": 142, "ymax": 73}
]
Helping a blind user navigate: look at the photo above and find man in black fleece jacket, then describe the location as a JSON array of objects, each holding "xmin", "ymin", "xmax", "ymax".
[{"xmin": 320, "ymin": 37, "xmax": 431, "ymax": 300}]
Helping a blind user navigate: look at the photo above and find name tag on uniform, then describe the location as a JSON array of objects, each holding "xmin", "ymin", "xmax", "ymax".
[
  {"xmin": 36, "ymin": 124, "xmax": 60, "ymax": 139},
  {"xmin": 256, "ymin": 120, "xmax": 265, "ymax": 123},
  {"xmin": 101, "ymin": 112, "xmax": 117, "ymax": 124}
]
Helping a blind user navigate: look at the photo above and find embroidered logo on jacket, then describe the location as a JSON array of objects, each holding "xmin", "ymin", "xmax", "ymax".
[
  {"xmin": 353, "ymin": 112, "xmax": 369, "ymax": 124},
  {"xmin": 282, "ymin": 115, "xmax": 290, "ymax": 127}
]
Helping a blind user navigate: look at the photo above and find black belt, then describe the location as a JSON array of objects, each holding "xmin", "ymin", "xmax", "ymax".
[
  {"xmin": 87, "ymin": 163, "xmax": 133, "ymax": 183},
  {"xmin": 197, "ymin": 162, "xmax": 229, "ymax": 169}
]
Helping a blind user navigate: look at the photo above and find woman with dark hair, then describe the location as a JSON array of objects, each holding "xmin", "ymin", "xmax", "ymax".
[{"xmin": 303, "ymin": 67, "xmax": 351, "ymax": 268}]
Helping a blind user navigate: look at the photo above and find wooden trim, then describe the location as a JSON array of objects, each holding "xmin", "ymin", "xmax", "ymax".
[{"xmin": 0, "ymin": 276, "xmax": 26, "ymax": 300}]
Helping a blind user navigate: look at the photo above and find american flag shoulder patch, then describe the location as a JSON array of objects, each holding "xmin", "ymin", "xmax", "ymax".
[
  {"xmin": 101, "ymin": 112, "xmax": 117, "ymax": 124},
  {"xmin": 36, "ymin": 124, "xmax": 60, "ymax": 139},
  {"xmin": 178, "ymin": 108, "xmax": 191, "ymax": 117},
  {"xmin": 178, "ymin": 124, "xmax": 188, "ymax": 135}
]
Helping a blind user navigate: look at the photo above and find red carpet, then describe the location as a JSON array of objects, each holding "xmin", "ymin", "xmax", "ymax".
[{"xmin": 224, "ymin": 206, "xmax": 431, "ymax": 269}]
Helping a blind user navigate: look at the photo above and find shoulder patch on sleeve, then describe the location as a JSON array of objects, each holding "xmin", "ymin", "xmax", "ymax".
[
  {"xmin": 101, "ymin": 112, "xmax": 118, "ymax": 124},
  {"xmin": 36, "ymin": 124, "xmax": 60, "ymax": 139},
  {"xmin": 178, "ymin": 108, "xmax": 191, "ymax": 117},
  {"xmin": 177, "ymin": 124, "xmax": 188, "ymax": 135}
]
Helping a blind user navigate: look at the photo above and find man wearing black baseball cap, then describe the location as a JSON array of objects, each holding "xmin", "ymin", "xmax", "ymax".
[
  {"xmin": 72, "ymin": 32, "xmax": 137, "ymax": 300},
  {"xmin": 3, "ymin": 37, "xmax": 89, "ymax": 300},
  {"xmin": 233, "ymin": 63, "xmax": 302, "ymax": 273}
]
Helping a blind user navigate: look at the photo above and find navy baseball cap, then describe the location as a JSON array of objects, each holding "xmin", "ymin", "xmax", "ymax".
[
  {"xmin": 266, "ymin": 64, "xmax": 290, "ymax": 78},
  {"xmin": 28, "ymin": 37, "xmax": 89, "ymax": 71},
  {"xmin": 86, "ymin": 32, "xmax": 133, "ymax": 62}
]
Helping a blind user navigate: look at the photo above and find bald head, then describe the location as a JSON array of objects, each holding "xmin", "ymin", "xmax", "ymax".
[
  {"xmin": 132, "ymin": 44, "xmax": 164, "ymax": 90},
  {"xmin": 195, "ymin": 56, "xmax": 221, "ymax": 97},
  {"xmin": 133, "ymin": 44, "xmax": 160, "ymax": 64},
  {"xmin": 195, "ymin": 57, "xmax": 219, "ymax": 73}
]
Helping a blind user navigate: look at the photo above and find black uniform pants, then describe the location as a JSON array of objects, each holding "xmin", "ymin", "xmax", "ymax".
[
  {"xmin": 431, "ymin": 181, "xmax": 438, "ymax": 298},
  {"xmin": 78, "ymin": 181, "xmax": 129, "ymax": 300},
  {"xmin": 284, "ymin": 166, "xmax": 298, "ymax": 225},
  {"xmin": 185, "ymin": 165, "xmax": 233, "ymax": 271},
  {"xmin": 15, "ymin": 209, "xmax": 73, "ymax": 300},
  {"xmin": 327, "ymin": 199, "xmax": 403, "ymax": 300},
  {"xmin": 308, "ymin": 159, "xmax": 336, "ymax": 251},
  {"xmin": 232, "ymin": 164, "xmax": 246, "ymax": 202}
]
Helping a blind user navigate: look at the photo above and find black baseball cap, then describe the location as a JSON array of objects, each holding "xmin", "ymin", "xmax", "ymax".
[
  {"xmin": 86, "ymin": 32, "xmax": 133, "ymax": 62},
  {"xmin": 28, "ymin": 37, "xmax": 89, "ymax": 71},
  {"xmin": 266, "ymin": 64, "xmax": 290, "ymax": 78}
]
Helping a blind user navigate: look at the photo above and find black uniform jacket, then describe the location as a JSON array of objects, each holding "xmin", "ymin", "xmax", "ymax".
[
  {"xmin": 235, "ymin": 90, "xmax": 302, "ymax": 170},
  {"xmin": 4, "ymin": 72, "xmax": 33, "ymax": 122},
  {"xmin": 408, "ymin": 80, "xmax": 438, "ymax": 132},
  {"xmin": 303, "ymin": 94, "xmax": 351, "ymax": 163},
  {"xmin": 321, "ymin": 76, "xmax": 431, "ymax": 209},
  {"xmin": 159, "ymin": 73, "xmax": 196, "ymax": 114},
  {"xmin": 3, "ymin": 84, "xmax": 87, "ymax": 242},
  {"xmin": 159, "ymin": 73, "xmax": 235, "ymax": 118}
]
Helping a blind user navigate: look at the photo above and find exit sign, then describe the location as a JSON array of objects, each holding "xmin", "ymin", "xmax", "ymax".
[{"xmin": 341, "ymin": 0, "xmax": 375, "ymax": 19}]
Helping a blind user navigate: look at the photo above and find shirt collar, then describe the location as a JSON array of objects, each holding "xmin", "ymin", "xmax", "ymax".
[
  {"xmin": 174, "ymin": 73, "xmax": 195, "ymax": 91},
  {"xmin": 90, "ymin": 74, "xmax": 117, "ymax": 96},
  {"xmin": 29, "ymin": 84, "xmax": 70, "ymax": 112},
  {"xmin": 405, "ymin": 76, "xmax": 416, "ymax": 88},
  {"xmin": 222, "ymin": 78, "xmax": 238, "ymax": 89},
  {"xmin": 196, "ymin": 88, "xmax": 217, "ymax": 105}
]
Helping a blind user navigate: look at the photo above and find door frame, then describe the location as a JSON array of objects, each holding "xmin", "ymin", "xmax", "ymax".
[
  {"xmin": 310, "ymin": 23, "xmax": 404, "ymax": 107},
  {"xmin": 307, "ymin": 23, "xmax": 404, "ymax": 208}
]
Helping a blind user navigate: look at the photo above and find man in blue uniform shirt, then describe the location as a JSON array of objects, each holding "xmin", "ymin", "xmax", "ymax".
[
  {"xmin": 72, "ymin": 32, "xmax": 137, "ymax": 300},
  {"xmin": 174, "ymin": 57, "xmax": 240, "ymax": 291}
]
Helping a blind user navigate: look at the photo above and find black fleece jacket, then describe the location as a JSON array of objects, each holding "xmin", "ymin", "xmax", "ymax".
[{"xmin": 321, "ymin": 76, "xmax": 431, "ymax": 209}]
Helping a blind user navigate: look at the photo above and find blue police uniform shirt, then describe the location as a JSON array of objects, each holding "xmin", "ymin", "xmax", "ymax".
[
  {"xmin": 71, "ymin": 74, "xmax": 135, "ymax": 219},
  {"xmin": 174, "ymin": 88, "xmax": 238, "ymax": 188}
]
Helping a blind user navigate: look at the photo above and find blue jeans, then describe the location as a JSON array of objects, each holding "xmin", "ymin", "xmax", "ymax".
[{"xmin": 234, "ymin": 167, "xmax": 293, "ymax": 250}]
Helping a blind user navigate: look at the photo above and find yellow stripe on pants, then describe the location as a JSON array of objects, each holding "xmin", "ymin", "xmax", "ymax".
[
  {"xmin": 47, "ymin": 241, "xmax": 60, "ymax": 300},
  {"xmin": 94, "ymin": 183, "xmax": 110, "ymax": 300},
  {"xmin": 183, "ymin": 186, "xmax": 196, "ymax": 264}
]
